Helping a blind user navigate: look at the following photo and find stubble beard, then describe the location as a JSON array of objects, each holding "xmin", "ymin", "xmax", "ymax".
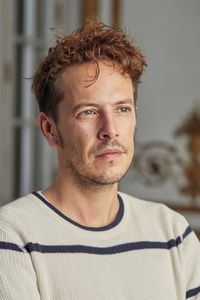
[
  {"xmin": 56, "ymin": 128, "xmax": 133, "ymax": 191},
  {"xmin": 65, "ymin": 158, "xmax": 132, "ymax": 192}
]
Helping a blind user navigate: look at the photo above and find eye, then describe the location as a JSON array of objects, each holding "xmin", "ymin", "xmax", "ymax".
[
  {"xmin": 81, "ymin": 110, "xmax": 94, "ymax": 115},
  {"xmin": 77, "ymin": 109, "xmax": 97, "ymax": 120},
  {"xmin": 119, "ymin": 107, "xmax": 129, "ymax": 113}
]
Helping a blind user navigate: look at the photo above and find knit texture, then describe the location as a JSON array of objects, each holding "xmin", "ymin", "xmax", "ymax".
[{"xmin": 0, "ymin": 192, "xmax": 200, "ymax": 299}]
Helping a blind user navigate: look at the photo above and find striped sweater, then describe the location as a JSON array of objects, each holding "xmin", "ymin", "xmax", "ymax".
[{"xmin": 0, "ymin": 191, "xmax": 200, "ymax": 299}]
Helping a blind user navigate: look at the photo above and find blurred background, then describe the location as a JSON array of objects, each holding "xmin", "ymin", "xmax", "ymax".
[{"xmin": 0, "ymin": 0, "xmax": 200, "ymax": 234}]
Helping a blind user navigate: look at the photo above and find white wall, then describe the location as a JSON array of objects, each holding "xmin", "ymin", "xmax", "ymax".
[{"xmin": 121, "ymin": 0, "xmax": 200, "ymax": 143}]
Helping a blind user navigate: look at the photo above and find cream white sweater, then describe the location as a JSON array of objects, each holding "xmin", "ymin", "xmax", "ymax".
[{"xmin": 0, "ymin": 191, "xmax": 200, "ymax": 300}]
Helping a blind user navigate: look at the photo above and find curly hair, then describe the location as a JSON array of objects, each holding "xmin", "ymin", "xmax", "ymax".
[{"xmin": 32, "ymin": 21, "xmax": 147, "ymax": 122}]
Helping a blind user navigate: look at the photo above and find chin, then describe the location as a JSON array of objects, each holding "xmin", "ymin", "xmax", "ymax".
[{"xmin": 88, "ymin": 169, "xmax": 128, "ymax": 185}]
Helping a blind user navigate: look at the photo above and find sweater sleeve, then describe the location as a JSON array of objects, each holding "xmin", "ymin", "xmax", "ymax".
[
  {"xmin": 180, "ymin": 220, "xmax": 200, "ymax": 299},
  {"xmin": 0, "ymin": 230, "xmax": 41, "ymax": 299}
]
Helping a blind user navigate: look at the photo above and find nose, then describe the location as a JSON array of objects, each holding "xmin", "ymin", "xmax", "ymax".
[{"xmin": 98, "ymin": 112, "xmax": 119, "ymax": 140}]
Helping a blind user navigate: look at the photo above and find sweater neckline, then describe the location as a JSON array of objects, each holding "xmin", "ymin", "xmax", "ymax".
[{"xmin": 32, "ymin": 191, "xmax": 124, "ymax": 232}]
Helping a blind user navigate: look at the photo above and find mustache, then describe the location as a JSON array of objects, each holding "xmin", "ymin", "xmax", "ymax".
[{"xmin": 95, "ymin": 139, "xmax": 127, "ymax": 153}]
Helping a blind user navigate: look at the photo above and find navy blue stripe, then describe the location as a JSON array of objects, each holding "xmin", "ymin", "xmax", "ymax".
[
  {"xmin": 1, "ymin": 231, "xmax": 184, "ymax": 254},
  {"xmin": 186, "ymin": 286, "xmax": 200, "ymax": 298},
  {"xmin": 24, "ymin": 236, "xmax": 182, "ymax": 254},
  {"xmin": 182, "ymin": 226, "xmax": 192, "ymax": 240},
  {"xmin": 32, "ymin": 191, "xmax": 124, "ymax": 232},
  {"xmin": 0, "ymin": 241, "xmax": 23, "ymax": 252}
]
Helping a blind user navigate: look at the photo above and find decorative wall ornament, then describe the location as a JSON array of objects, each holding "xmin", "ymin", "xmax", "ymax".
[
  {"xmin": 175, "ymin": 111, "xmax": 200, "ymax": 201},
  {"xmin": 133, "ymin": 107, "xmax": 200, "ymax": 206},
  {"xmin": 133, "ymin": 141, "xmax": 183, "ymax": 188}
]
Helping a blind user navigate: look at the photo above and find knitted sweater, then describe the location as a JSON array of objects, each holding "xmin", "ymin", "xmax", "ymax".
[{"xmin": 0, "ymin": 191, "xmax": 200, "ymax": 300}]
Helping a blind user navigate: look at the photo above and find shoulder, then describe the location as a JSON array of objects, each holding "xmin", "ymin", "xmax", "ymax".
[
  {"xmin": 118, "ymin": 191, "xmax": 190, "ymax": 240},
  {"xmin": 0, "ymin": 193, "xmax": 43, "ymax": 235},
  {"xmin": 118, "ymin": 191, "xmax": 178, "ymax": 216},
  {"xmin": 0, "ymin": 193, "xmax": 38, "ymax": 220}
]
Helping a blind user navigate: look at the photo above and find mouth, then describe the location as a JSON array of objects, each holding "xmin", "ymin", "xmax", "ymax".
[{"xmin": 96, "ymin": 148, "xmax": 123, "ymax": 159}]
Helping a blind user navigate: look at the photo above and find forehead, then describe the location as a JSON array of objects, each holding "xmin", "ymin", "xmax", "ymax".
[
  {"xmin": 62, "ymin": 61, "xmax": 129, "ymax": 83},
  {"xmin": 60, "ymin": 61, "xmax": 134, "ymax": 107}
]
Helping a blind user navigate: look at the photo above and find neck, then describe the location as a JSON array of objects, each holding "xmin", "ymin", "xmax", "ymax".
[{"xmin": 43, "ymin": 172, "xmax": 120, "ymax": 228}]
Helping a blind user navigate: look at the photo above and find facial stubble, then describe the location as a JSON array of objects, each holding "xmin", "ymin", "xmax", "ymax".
[{"xmin": 56, "ymin": 128, "xmax": 134, "ymax": 190}]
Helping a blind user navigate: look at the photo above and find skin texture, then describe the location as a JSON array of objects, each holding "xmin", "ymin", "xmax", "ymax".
[{"xmin": 39, "ymin": 61, "xmax": 136, "ymax": 227}]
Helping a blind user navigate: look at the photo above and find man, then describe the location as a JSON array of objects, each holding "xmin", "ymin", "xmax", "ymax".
[{"xmin": 0, "ymin": 21, "xmax": 200, "ymax": 299}]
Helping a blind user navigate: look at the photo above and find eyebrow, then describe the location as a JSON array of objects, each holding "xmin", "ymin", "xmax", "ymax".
[{"xmin": 72, "ymin": 99, "xmax": 134, "ymax": 114}]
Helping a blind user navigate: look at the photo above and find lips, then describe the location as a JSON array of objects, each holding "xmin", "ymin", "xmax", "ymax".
[{"xmin": 96, "ymin": 148, "xmax": 123, "ymax": 159}]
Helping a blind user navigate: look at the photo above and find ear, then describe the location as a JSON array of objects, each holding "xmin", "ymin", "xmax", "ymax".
[{"xmin": 39, "ymin": 112, "xmax": 58, "ymax": 147}]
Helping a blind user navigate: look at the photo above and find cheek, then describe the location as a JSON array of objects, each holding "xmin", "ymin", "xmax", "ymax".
[
  {"xmin": 73, "ymin": 127, "xmax": 95, "ymax": 155},
  {"xmin": 76, "ymin": 123, "xmax": 97, "ymax": 140},
  {"xmin": 122, "ymin": 120, "xmax": 136, "ymax": 137}
]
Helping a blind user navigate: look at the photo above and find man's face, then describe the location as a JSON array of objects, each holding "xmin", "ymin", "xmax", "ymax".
[{"xmin": 55, "ymin": 61, "xmax": 136, "ymax": 188}]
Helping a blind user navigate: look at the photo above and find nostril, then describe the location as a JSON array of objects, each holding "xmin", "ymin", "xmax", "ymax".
[{"xmin": 102, "ymin": 134, "xmax": 111, "ymax": 140}]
